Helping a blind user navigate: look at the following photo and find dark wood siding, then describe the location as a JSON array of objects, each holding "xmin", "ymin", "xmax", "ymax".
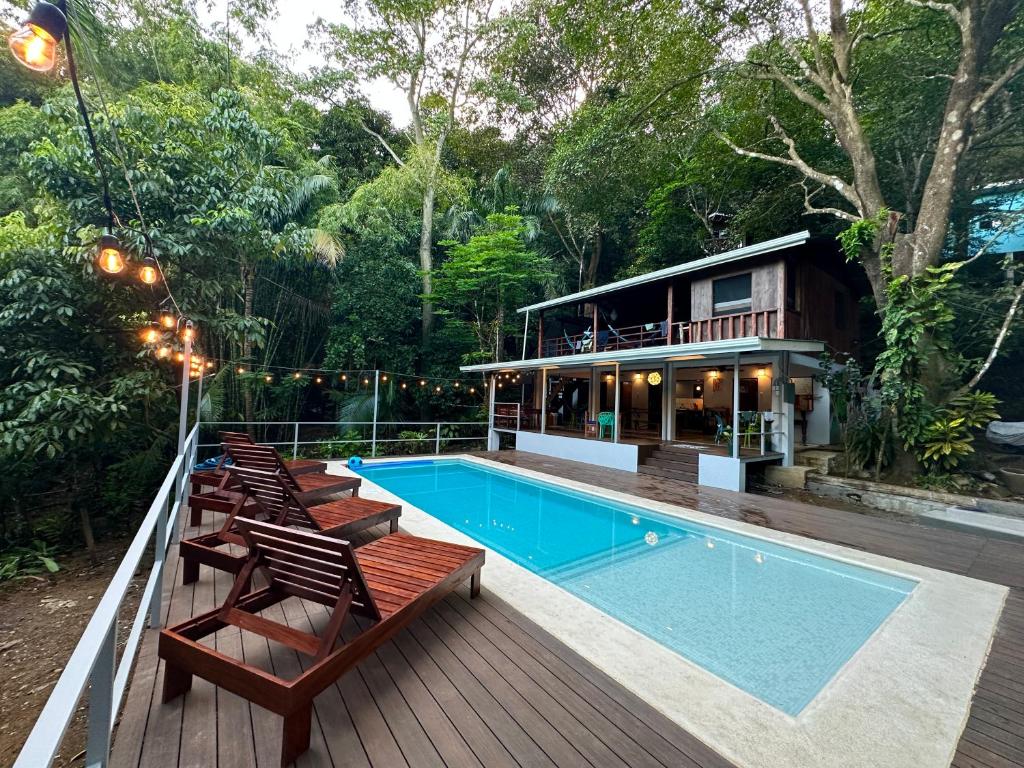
[{"xmin": 789, "ymin": 260, "xmax": 859, "ymax": 353}]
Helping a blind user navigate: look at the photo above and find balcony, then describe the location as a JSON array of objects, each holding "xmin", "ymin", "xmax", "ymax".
[{"xmin": 539, "ymin": 309, "xmax": 785, "ymax": 359}]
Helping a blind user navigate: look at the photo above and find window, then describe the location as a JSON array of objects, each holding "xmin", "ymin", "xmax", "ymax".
[
  {"xmin": 834, "ymin": 290, "xmax": 847, "ymax": 330},
  {"xmin": 712, "ymin": 273, "xmax": 752, "ymax": 316}
]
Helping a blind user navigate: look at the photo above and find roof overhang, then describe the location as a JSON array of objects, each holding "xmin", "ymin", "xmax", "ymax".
[
  {"xmin": 459, "ymin": 337, "xmax": 826, "ymax": 373},
  {"xmin": 517, "ymin": 230, "xmax": 811, "ymax": 315}
]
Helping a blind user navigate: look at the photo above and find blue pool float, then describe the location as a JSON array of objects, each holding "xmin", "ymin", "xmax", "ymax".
[{"xmin": 347, "ymin": 456, "xmax": 363, "ymax": 469}]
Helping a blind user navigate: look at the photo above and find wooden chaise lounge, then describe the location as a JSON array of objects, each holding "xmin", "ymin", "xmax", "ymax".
[
  {"xmin": 190, "ymin": 431, "xmax": 327, "ymax": 495},
  {"xmin": 189, "ymin": 444, "xmax": 359, "ymax": 527},
  {"xmin": 181, "ymin": 466, "xmax": 399, "ymax": 585},
  {"xmin": 160, "ymin": 518, "xmax": 485, "ymax": 766}
]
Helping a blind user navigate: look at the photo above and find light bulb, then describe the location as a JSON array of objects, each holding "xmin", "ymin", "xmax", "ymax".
[
  {"xmin": 8, "ymin": 23, "xmax": 58, "ymax": 72},
  {"xmin": 157, "ymin": 346, "xmax": 170, "ymax": 359},
  {"xmin": 158, "ymin": 312, "xmax": 176, "ymax": 329},
  {"xmin": 264, "ymin": 375, "xmax": 273, "ymax": 383},
  {"xmin": 97, "ymin": 234, "xmax": 125, "ymax": 274},
  {"xmin": 141, "ymin": 327, "xmax": 159, "ymax": 344},
  {"xmin": 237, "ymin": 367, "xmax": 246, "ymax": 374},
  {"xmin": 293, "ymin": 372, "xmax": 302, "ymax": 380},
  {"xmin": 381, "ymin": 374, "xmax": 388, "ymax": 381},
  {"xmin": 139, "ymin": 257, "xmax": 159, "ymax": 285},
  {"xmin": 315, "ymin": 376, "xmax": 322, "ymax": 384}
]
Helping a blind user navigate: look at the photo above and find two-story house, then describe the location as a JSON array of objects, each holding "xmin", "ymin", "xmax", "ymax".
[{"xmin": 460, "ymin": 230, "xmax": 863, "ymax": 492}]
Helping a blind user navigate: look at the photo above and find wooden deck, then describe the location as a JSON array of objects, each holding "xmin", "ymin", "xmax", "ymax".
[
  {"xmin": 478, "ymin": 450, "xmax": 1024, "ymax": 768},
  {"xmin": 110, "ymin": 452, "xmax": 1024, "ymax": 768},
  {"xmin": 110, "ymin": 511, "xmax": 734, "ymax": 768}
]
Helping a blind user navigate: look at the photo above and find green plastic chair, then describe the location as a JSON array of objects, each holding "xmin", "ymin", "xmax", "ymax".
[{"xmin": 597, "ymin": 411, "xmax": 615, "ymax": 440}]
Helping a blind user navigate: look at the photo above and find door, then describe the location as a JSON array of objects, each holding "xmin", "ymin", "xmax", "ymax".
[{"xmin": 739, "ymin": 377, "xmax": 759, "ymax": 412}]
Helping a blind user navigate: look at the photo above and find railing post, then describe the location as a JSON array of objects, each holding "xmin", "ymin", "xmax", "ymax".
[
  {"xmin": 84, "ymin": 620, "xmax": 116, "ymax": 768},
  {"xmin": 292, "ymin": 421, "xmax": 299, "ymax": 460},
  {"xmin": 151, "ymin": 494, "xmax": 167, "ymax": 629},
  {"xmin": 371, "ymin": 369, "xmax": 380, "ymax": 458},
  {"xmin": 435, "ymin": 423, "xmax": 441, "ymax": 455}
]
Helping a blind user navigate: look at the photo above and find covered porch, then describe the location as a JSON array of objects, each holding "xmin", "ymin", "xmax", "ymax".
[{"xmin": 465, "ymin": 339, "xmax": 828, "ymax": 492}]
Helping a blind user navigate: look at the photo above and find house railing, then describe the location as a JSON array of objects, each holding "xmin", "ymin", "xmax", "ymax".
[
  {"xmin": 13, "ymin": 425, "xmax": 200, "ymax": 768},
  {"xmin": 197, "ymin": 420, "xmax": 489, "ymax": 459},
  {"xmin": 539, "ymin": 309, "xmax": 785, "ymax": 359},
  {"xmin": 492, "ymin": 403, "xmax": 521, "ymax": 431}
]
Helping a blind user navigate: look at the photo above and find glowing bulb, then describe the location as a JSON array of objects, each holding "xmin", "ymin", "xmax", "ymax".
[
  {"xmin": 454, "ymin": 381, "xmax": 460, "ymax": 388},
  {"xmin": 138, "ymin": 257, "xmax": 159, "ymax": 285},
  {"xmin": 175, "ymin": 352, "xmax": 185, "ymax": 362},
  {"xmin": 264, "ymin": 375, "xmax": 273, "ymax": 383},
  {"xmin": 435, "ymin": 386, "xmax": 441, "ymax": 393},
  {"xmin": 8, "ymin": 22, "xmax": 59, "ymax": 72},
  {"xmin": 206, "ymin": 361, "xmax": 214, "ymax": 369},
  {"xmin": 293, "ymin": 372, "xmax": 301, "ymax": 380},
  {"xmin": 158, "ymin": 312, "xmax": 176, "ymax": 329},
  {"xmin": 362, "ymin": 377, "xmax": 369, "ymax": 384},
  {"xmin": 141, "ymin": 327, "xmax": 159, "ymax": 344},
  {"xmin": 315, "ymin": 376, "xmax": 322, "ymax": 384},
  {"xmin": 381, "ymin": 374, "xmax": 388, "ymax": 381},
  {"xmin": 419, "ymin": 379, "xmax": 426, "ymax": 386},
  {"xmin": 341, "ymin": 374, "xmax": 347, "ymax": 381},
  {"xmin": 157, "ymin": 346, "xmax": 171, "ymax": 359},
  {"xmin": 469, "ymin": 387, "xmax": 475, "ymax": 394},
  {"xmin": 97, "ymin": 235, "xmax": 125, "ymax": 274},
  {"xmin": 401, "ymin": 382, "xmax": 407, "ymax": 389},
  {"xmin": 497, "ymin": 382, "xmax": 503, "ymax": 389},
  {"xmin": 237, "ymin": 366, "xmax": 246, "ymax": 374}
]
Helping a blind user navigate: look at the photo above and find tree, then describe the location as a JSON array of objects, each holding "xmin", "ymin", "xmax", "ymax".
[
  {"xmin": 318, "ymin": 0, "xmax": 505, "ymax": 341},
  {"xmin": 711, "ymin": 0, "xmax": 1024, "ymax": 471},
  {"xmin": 432, "ymin": 209, "xmax": 553, "ymax": 362}
]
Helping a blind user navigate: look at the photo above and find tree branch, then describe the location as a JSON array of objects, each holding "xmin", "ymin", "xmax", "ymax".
[
  {"xmin": 801, "ymin": 181, "xmax": 859, "ymax": 222},
  {"xmin": 904, "ymin": 0, "xmax": 962, "ymax": 23},
  {"xmin": 971, "ymin": 56, "xmax": 1024, "ymax": 114},
  {"xmin": 358, "ymin": 120, "xmax": 405, "ymax": 166},
  {"xmin": 959, "ymin": 278, "xmax": 1024, "ymax": 393}
]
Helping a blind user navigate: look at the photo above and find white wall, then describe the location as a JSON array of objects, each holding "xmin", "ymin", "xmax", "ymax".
[
  {"xmin": 698, "ymin": 454, "xmax": 746, "ymax": 492},
  {"xmin": 515, "ymin": 431, "xmax": 640, "ymax": 472},
  {"xmin": 805, "ymin": 384, "xmax": 833, "ymax": 445}
]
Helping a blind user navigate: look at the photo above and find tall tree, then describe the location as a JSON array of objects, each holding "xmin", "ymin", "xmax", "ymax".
[{"xmin": 319, "ymin": 0, "xmax": 504, "ymax": 342}]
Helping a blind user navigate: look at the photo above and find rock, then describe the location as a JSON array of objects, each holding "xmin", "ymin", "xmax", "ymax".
[
  {"xmin": 950, "ymin": 474, "xmax": 972, "ymax": 489},
  {"xmin": 989, "ymin": 485, "xmax": 1013, "ymax": 499},
  {"xmin": 975, "ymin": 470, "xmax": 997, "ymax": 482}
]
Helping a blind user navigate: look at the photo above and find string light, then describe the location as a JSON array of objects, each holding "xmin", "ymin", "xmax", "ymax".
[
  {"xmin": 138, "ymin": 256, "xmax": 159, "ymax": 285},
  {"xmin": 140, "ymin": 326, "xmax": 159, "ymax": 344},
  {"xmin": 340, "ymin": 374, "xmax": 347, "ymax": 381},
  {"xmin": 315, "ymin": 376, "xmax": 322, "ymax": 384},
  {"xmin": 362, "ymin": 377, "xmax": 369, "ymax": 385},
  {"xmin": 293, "ymin": 372, "xmax": 301, "ymax": 380},
  {"xmin": 264, "ymin": 374, "xmax": 273, "ymax": 383},
  {"xmin": 236, "ymin": 366, "xmax": 246, "ymax": 374},
  {"xmin": 157, "ymin": 346, "xmax": 171, "ymax": 359},
  {"xmin": 206, "ymin": 361, "xmax": 214, "ymax": 369},
  {"xmin": 401, "ymin": 382, "xmax": 407, "ymax": 389},
  {"xmin": 419, "ymin": 379, "xmax": 426, "ymax": 386},
  {"xmin": 454, "ymin": 381, "xmax": 460, "ymax": 388},
  {"xmin": 97, "ymin": 234, "xmax": 125, "ymax": 274},
  {"xmin": 158, "ymin": 312, "xmax": 176, "ymax": 329},
  {"xmin": 435, "ymin": 385, "xmax": 442, "ymax": 393},
  {"xmin": 469, "ymin": 387, "xmax": 475, "ymax": 394},
  {"xmin": 175, "ymin": 352, "xmax": 185, "ymax": 362},
  {"xmin": 381, "ymin": 374, "xmax": 388, "ymax": 381}
]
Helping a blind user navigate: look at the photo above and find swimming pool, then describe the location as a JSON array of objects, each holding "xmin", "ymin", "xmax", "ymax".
[{"xmin": 356, "ymin": 458, "xmax": 916, "ymax": 715}]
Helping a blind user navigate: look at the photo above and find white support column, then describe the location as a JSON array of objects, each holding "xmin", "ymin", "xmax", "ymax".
[
  {"xmin": 540, "ymin": 367, "xmax": 548, "ymax": 434},
  {"xmin": 589, "ymin": 367, "xmax": 597, "ymax": 421},
  {"xmin": 661, "ymin": 362, "xmax": 672, "ymax": 441},
  {"xmin": 521, "ymin": 309, "xmax": 530, "ymax": 360},
  {"xmin": 780, "ymin": 352, "xmax": 795, "ymax": 467},
  {"xmin": 487, "ymin": 373, "xmax": 499, "ymax": 450},
  {"xmin": 732, "ymin": 353, "xmax": 741, "ymax": 459},
  {"xmin": 613, "ymin": 362, "xmax": 621, "ymax": 443}
]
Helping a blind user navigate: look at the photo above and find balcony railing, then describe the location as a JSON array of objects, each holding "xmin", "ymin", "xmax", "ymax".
[{"xmin": 538, "ymin": 309, "xmax": 784, "ymax": 358}]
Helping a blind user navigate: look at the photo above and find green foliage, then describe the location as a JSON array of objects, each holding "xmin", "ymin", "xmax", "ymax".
[{"xmin": 0, "ymin": 540, "xmax": 60, "ymax": 582}]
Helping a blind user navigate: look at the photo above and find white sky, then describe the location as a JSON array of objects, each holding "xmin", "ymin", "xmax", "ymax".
[{"xmin": 198, "ymin": 0, "xmax": 412, "ymax": 126}]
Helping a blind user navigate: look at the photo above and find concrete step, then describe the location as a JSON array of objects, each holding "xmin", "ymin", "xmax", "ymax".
[
  {"xmin": 644, "ymin": 457, "xmax": 698, "ymax": 474},
  {"xmin": 796, "ymin": 449, "xmax": 843, "ymax": 474},
  {"xmin": 764, "ymin": 464, "xmax": 815, "ymax": 490},
  {"xmin": 638, "ymin": 464, "xmax": 698, "ymax": 483}
]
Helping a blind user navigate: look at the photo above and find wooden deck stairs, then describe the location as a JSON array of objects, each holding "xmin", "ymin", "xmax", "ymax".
[{"xmin": 637, "ymin": 444, "xmax": 699, "ymax": 483}]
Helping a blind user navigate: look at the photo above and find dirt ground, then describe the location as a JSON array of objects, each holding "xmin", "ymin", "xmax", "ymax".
[{"xmin": 0, "ymin": 538, "xmax": 144, "ymax": 768}]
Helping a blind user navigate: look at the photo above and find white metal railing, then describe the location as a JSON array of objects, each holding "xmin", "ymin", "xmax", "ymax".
[
  {"xmin": 197, "ymin": 420, "xmax": 489, "ymax": 458},
  {"xmin": 491, "ymin": 403, "xmax": 521, "ymax": 432},
  {"xmin": 14, "ymin": 425, "xmax": 199, "ymax": 768}
]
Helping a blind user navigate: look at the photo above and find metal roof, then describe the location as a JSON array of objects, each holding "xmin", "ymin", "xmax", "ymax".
[
  {"xmin": 518, "ymin": 230, "xmax": 811, "ymax": 314},
  {"xmin": 459, "ymin": 337, "xmax": 825, "ymax": 373}
]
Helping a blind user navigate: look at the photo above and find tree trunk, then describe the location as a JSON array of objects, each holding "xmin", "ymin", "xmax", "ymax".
[
  {"xmin": 419, "ymin": 181, "xmax": 437, "ymax": 342},
  {"xmin": 241, "ymin": 264, "xmax": 255, "ymax": 427},
  {"xmin": 585, "ymin": 229, "xmax": 603, "ymax": 289}
]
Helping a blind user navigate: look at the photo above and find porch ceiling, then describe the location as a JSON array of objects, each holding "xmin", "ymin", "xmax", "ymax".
[{"xmin": 459, "ymin": 336, "xmax": 825, "ymax": 373}]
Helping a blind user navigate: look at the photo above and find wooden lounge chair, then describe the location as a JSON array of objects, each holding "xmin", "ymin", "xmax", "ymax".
[
  {"xmin": 181, "ymin": 466, "xmax": 399, "ymax": 585},
  {"xmin": 189, "ymin": 444, "xmax": 359, "ymax": 527},
  {"xmin": 219, "ymin": 430, "xmax": 327, "ymax": 476},
  {"xmin": 189, "ymin": 433, "xmax": 327, "ymax": 496},
  {"xmin": 160, "ymin": 518, "xmax": 484, "ymax": 766}
]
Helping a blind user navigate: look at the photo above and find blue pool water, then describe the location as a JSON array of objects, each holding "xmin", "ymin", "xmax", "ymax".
[{"xmin": 356, "ymin": 459, "xmax": 916, "ymax": 715}]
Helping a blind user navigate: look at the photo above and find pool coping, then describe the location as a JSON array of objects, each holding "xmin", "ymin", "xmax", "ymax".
[{"xmin": 338, "ymin": 455, "xmax": 1008, "ymax": 768}]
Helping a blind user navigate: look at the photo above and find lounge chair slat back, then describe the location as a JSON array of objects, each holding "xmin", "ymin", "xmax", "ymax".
[
  {"xmin": 225, "ymin": 443, "xmax": 301, "ymax": 490},
  {"xmin": 219, "ymin": 430, "xmax": 255, "ymax": 445},
  {"xmin": 227, "ymin": 465, "xmax": 311, "ymax": 527},
  {"xmin": 234, "ymin": 517, "xmax": 379, "ymax": 619}
]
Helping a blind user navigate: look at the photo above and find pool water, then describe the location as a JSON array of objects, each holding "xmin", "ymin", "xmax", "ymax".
[{"xmin": 356, "ymin": 459, "xmax": 916, "ymax": 715}]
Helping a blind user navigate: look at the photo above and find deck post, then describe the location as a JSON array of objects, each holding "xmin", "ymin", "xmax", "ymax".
[
  {"xmin": 732, "ymin": 353, "xmax": 741, "ymax": 459},
  {"xmin": 666, "ymin": 283, "xmax": 674, "ymax": 345},
  {"xmin": 371, "ymin": 369, "xmax": 379, "ymax": 458},
  {"xmin": 175, "ymin": 324, "xmax": 193, "ymax": 504},
  {"xmin": 661, "ymin": 362, "xmax": 671, "ymax": 441},
  {"xmin": 537, "ymin": 310, "xmax": 544, "ymax": 358},
  {"xmin": 487, "ymin": 374, "xmax": 499, "ymax": 450},
  {"xmin": 84, "ymin": 620, "xmax": 115, "ymax": 768},
  {"xmin": 540, "ymin": 367, "xmax": 548, "ymax": 434},
  {"xmin": 522, "ymin": 309, "xmax": 530, "ymax": 360},
  {"xmin": 195, "ymin": 369, "xmax": 204, "ymax": 432},
  {"xmin": 613, "ymin": 362, "xmax": 620, "ymax": 443},
  {"xmin": 779, "ymin": 352, "xmax": 795, "ymax": 467}
]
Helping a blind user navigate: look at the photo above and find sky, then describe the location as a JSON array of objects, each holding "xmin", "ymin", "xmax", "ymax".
[{"xmin": 198, "ymin": 0, "xmax": 413, "ymax": 126}]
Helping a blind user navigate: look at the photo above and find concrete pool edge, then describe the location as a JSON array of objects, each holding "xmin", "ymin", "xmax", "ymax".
[{"xmin": 337, "ymin": 455, "xmax": 1008, "ymax": 768}]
